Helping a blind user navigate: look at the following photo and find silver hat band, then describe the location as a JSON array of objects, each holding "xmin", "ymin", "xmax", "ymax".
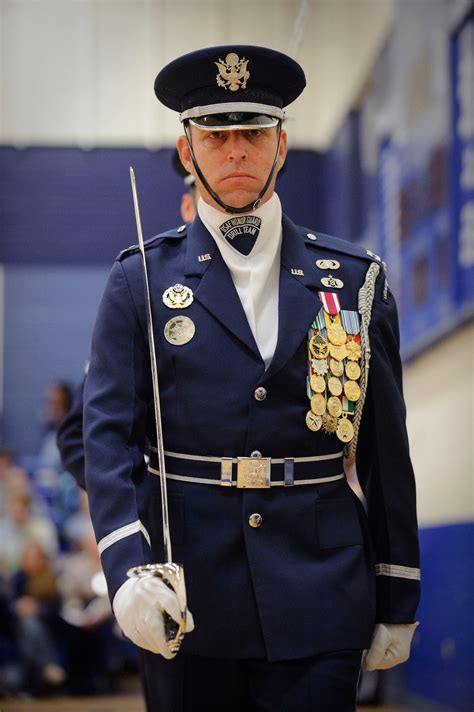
[{"xmin": 180, "ymin": 102, "xmax": 286, "ymax": 122}]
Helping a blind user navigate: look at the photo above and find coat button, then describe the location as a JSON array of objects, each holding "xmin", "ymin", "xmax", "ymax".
[
  {"xmin": 248, "ymin": 513, "xmax": 263, "ymax": 528},
  {"xmin": 307, "ymin": 232, "xmax": 317, "ymax": 241},
  {"xmin": 250, "ymin": 450, "xmax": 262, "ymax": 458},
  {"xmin": 254, "ymin": 387, "xmax": 267, "ymax": 401}
]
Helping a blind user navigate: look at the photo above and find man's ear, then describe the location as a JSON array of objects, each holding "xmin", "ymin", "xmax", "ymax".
[
  {"xmin": 277, "ymin": 129, "xmax": 288, "ymax": 172},
  {"xmin": 176, "ymin": 135, "xmax": 193, "ymax": 174}
]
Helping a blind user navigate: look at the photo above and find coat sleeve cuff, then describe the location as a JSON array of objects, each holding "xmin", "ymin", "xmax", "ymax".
[{"xmin": 375, "ymin": 564, "xmax": 421, "ymax": 623}]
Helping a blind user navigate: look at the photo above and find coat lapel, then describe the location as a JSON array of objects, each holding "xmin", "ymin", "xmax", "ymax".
[
  {"xmin": 184, "ymin": 217, "xmax": 261, "ymax": 358},
  {"xmin": 264, "ymin": 215, "xmax": 321, "ymax": 381}
]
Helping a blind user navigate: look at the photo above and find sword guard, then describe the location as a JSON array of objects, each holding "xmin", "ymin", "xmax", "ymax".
[{"xmin": 127, "ymin": 562, "xmax": 187, "ymax": 654}]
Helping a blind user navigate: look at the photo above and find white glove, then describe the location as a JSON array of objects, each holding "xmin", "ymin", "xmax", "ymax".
[
  {"xmin": 113, "ymin": 576, "xmax": 194, "ymax": 659},
  {"xmin": 363, "ymin": 622, "xmax": 418, "ymax": 671}
]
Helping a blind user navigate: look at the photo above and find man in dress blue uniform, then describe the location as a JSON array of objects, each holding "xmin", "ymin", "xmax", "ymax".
[{"xmin": 83, "ymin": 46, "xmax": 420, "ymax": 710}]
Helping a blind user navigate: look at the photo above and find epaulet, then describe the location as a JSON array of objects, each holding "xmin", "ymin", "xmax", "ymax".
[
  {"xmin": 302, "ymin": 229, "xmax": 384, "ymax": 265},
  {"xmin": 116, "ymin": 224, "xmax": 188, "ymax": 261}
]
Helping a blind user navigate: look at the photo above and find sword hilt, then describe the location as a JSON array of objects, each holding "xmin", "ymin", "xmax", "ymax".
[{"xmin": 127, "ymin": 562, "xmax": 187, "ymax": 654}]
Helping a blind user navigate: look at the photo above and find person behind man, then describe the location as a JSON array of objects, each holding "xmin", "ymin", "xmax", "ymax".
[{"xmin": 83, "ymin": 45, "xmax": 420, "ymax": 710}]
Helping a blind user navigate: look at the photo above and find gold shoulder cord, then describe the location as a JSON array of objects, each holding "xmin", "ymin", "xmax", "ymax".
[{"xmin": 345, "ymin": 262, "xmax": 380, "ymax": 460}]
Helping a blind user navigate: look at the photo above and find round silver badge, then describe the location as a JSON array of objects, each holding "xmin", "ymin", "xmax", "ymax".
[{"xmin": 164, "ymin": 316, "xmax": 196, "ymax": 346}]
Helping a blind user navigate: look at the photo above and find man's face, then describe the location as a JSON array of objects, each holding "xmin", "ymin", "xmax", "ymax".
[{"xmin": 177, "ymin": 125, "xmax": 287, "ymax": 212}]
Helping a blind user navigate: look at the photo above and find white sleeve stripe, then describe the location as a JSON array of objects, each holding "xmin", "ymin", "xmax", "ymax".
[
  {"xmin": 375, "ymin": 563, "xmax": 421, "ymax": 581},
  {"xmin": 97, "ymin": 520, "xmax": 151, "ymax": 556}
]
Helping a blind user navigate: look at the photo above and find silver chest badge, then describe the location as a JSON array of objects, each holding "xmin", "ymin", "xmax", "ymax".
[
  {"xmin": 316, "ymin": 259, "xmax": 341, "ymax": 270},
  {"xmin": 164, "ymin": 316, "xmax": 196, "ymax": 346},
  {"xmin": 162, "ymin": 283, "xmax": 194, "ymax": 309},
  {"xmin": 321, "ymin": 275, "xmax": 344, "ymax": 289}
]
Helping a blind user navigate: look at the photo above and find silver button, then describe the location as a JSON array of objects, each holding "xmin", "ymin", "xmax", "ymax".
[
  {"xmin": 248, "ymin": 513, "xmax": 263, "ymax": 528},
  {"xmin": 177, "ymin": 224, "xmax": 186, "ymax": 233},
  {"xmin": 307, "ymin": 232, "xmax": 317, "ymax": 241},
  {"xmin": 250, "ymin": 450, "xmax": 262, "ymax": 458},
  {"xmin": 254, "ymin": 387, "xmax": 267, "ymax": 401}
]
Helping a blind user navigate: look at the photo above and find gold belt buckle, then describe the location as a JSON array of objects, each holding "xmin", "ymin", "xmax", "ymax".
[{"xmin": 236, "ymin": 457, "xmax": 271, "ymax": 488}]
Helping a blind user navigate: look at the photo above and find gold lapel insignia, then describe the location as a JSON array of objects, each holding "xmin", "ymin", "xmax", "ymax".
[
  {"xmin": 198, "ymin": 253, "xmax": 212, "ymax": 262},
  {"xmin": 215, "ymin": 53, "xmax": 250, "ymax": 92},
  {"xmin": 162, "ymin": 283, "xmax": 194, "ymax": 309},
  {"xmin": 321, "ymin": 275, "xmax": 344, "ymax": 289},
  {"xmin": 316, "ymin": 259, "xmax": 340, "ymax": 270},
  {"xmin": 291, "ymin": 268, "xmax": 304, "ymax": 276},
  {"xmin": 164, "ymin": 316, "xmax": 195, "ymax": 346}
]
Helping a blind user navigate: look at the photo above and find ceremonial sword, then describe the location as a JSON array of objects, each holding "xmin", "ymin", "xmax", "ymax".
[{"xmin": 126, "ymin": 167, "xmax": 188, "ymax": 654}]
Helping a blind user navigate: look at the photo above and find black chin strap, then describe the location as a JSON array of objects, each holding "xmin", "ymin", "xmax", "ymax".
[{"xmin": 184, "ymin": 122, "xmax": 282, "ymax": 214}]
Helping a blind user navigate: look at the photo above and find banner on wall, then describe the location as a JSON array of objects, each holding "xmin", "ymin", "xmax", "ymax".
[{"xmin": 451, "ymin": 7, "xmax": 474, "ymax": 310}]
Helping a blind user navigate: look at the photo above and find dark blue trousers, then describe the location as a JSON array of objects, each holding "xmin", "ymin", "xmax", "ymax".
[{"xmin": 141, "ymin": 649, "xmax": 363, "ymax": 711}]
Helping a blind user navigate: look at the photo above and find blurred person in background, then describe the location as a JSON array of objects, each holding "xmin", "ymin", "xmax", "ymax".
[
  {"xmin": 38, "ymin": 381, "xmax": 73, "ymax": 473},
  {"xmin": 10, "ymin": 540, "xmax": 65, "ymax": 695},
  {"xmin": 0, "ymin": 450, "xmax": 30, "ymax": 519},
  {"xmin": 36, "ymin": 381, "xmax": 80, "ymax": 538},
  {"xmin": 0, "ymin": 491, "xmax": 58, "ymax": 576},
  {"xmin": 57, "ymin": 529, "xmax": 116, "ymax": 694}
]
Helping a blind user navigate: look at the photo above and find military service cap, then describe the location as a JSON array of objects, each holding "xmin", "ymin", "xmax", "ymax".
[{"xmin": 154, "ymin": 45, "xmax": 306, "ymax": 130}]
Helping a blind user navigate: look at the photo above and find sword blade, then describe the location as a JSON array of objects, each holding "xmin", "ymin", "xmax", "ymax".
[{"xmin": 129, "ymin": 167, "xmax": 172, "ymax": 564}]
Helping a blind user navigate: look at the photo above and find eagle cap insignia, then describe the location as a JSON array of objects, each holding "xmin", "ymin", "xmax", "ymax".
[{"xmin": 215, "ymin": 52, "xmax": 250, "ymax": 92}]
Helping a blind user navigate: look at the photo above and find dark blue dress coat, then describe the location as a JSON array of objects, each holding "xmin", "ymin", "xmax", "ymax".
[{"xmin": 83, "ymin": 213, "xmax": 420, "ymax": 662}]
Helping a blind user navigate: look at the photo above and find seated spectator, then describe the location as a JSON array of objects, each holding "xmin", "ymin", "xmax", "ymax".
[
  {"xmin": 57, "ymin": 529, "xmax": 116, "ymax": 694},
  {"xmin": 0, "ymin": 491, "xmax": 58, "ymax": 575},
  {"xmin": 11, "ymin": 541, "xmax": 65, "ymax": 694},
  {"xmin": 0, "ymin": 450, "xmax": 30, "ymax": 518}
]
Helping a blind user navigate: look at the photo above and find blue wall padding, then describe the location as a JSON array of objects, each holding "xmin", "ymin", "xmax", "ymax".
[
  {"xmin": 405, "ymin": 521, "xmax": 474, "ymax": 711},
  {"xmin": 3, "ymin": 266, "xmax": 110, "ymax": 454}
]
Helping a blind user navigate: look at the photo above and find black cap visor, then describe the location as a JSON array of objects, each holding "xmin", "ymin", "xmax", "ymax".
[{"xmin": 188, "ymin": 112, "xmax": 279, "ymax": 131}]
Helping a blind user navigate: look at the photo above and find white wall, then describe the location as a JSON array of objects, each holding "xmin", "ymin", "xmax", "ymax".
[
  {"xmin": 0, "ymin": 0, "xmax": 394, "ymax": 149},
  {"xmin": 404, "ymin": 322, "xmax": 474, "ymax": 528}
]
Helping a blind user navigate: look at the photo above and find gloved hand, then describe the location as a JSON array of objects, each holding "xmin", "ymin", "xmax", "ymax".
[
  {"xmin": 363, "ymin": 622, "xmax": 419, "ymax": 671},
  {"xmin": 113, "ymin": 576, "xmax": 194, "ymax": 659}
]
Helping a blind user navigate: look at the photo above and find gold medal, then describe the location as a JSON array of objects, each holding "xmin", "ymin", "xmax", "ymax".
[
  {"xmin": 345, "ymin": 361, "xmax": 361, "ymax": 380},
  {"xmin": 306, "ymin": 411, "xmax": 323, "ymax": 432},
  {"xmin": 310, "ymin": 393, "xmax": 326, "ymax": 416},
  {"xmin": 346, "ymin": 338, "xmax": 362, "ymax": 361},
  {"xmin": 309, "ymin": 334, "xmax": 329, "ymax": 359},
  {"xmin": 323, "ymin": 414, "xmax": 338, "ymax": 433},
  {"xmin": 327, "ymin": 396, "xmax": 342, "ymax": 418},
  {"xmin": 312, "ymin": 359, "xmax": 329, "ymax": 375},
  {"xmin": 310, "ymin": 374, "xmax": 326, "ymax": 393},
  {"xmin": 327, "ymin": 323, "xmax": 347, "ymax": 346},
  {"xmin": 329, "ymin": 358, "xmax": 344, "ymax": 377},
  {"xmin": 344, "ymin": 380, "xmax": 361, "ymax": 402},
  {"xmin": 329, "ymin": 343, "xmax": 347, "ymax": 361},
  {"xmin": 336, "ymin": 417, "xmax": 354, "ymax": 443},
  {"xmin": 164, "ymin": 316, "xmax": 196, "ymax": 346},
  {"xmin": 327, "ymin": 376, "xmax": 343, "ymax": 396},
  {"xmin": 162, "ymin": 283, "xmax": 194, "ymax": 309}
]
